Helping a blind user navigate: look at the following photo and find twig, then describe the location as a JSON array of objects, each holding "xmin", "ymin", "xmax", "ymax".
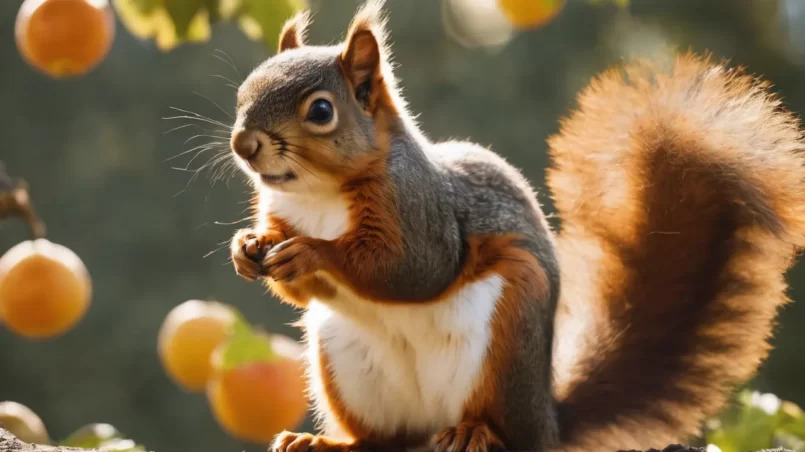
[
  {"xmin": 0, "ymin": 427, "xmax": 102, "ymax": 452},
  {"xmin": 0, "ymin": 162, "xmax": 46, "ymax": 239}
]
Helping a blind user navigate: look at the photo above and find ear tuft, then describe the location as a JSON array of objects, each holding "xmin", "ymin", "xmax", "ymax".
[
  {"xmin": 339, "ymin": 0, "xmax": 395, "ymax": 108},
  {"xmin": 278, "ymin": 10, "xmax": 311, "ymax": 53},
  {"xmin": 344, "ymin": 0, "xmax": 389, "ymax": 53}
]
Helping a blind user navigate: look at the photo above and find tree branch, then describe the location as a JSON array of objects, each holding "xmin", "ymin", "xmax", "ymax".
[
  {"xmin": 0, "ymin": 162, "xmax": 46, "ymax": 239},
  {"xmin": 0, "ymin": 427, "xmax": 111, "ymax": 452},
  {"xmin": 0, "ymin": 427, "xmax": 795, "ymax": 452}
]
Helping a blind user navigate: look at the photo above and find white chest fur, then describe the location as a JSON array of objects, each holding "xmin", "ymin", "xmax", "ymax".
[
  {"xmin": 261, "ymin": 188, "xmax": 505, "ymax": 440},
  {"xmin": 303, "ymin": 274, "xmax": 505, "ymax": 439},
  {"xmin": 259, "ymin": 190, "xmax": 350, "ymax": 240}
]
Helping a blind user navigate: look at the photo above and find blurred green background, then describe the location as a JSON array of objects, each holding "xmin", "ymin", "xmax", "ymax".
[{"xmin": 1, "ymin": 0, "xmax": 805, "ymax": 451}]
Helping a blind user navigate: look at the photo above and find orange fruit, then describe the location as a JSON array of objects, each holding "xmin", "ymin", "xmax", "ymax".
[
  {"xmin": 158, "ymin": 299, "xmax": 237, "ymax": 392},
  {"xmin": 15, "ymin": 0, "xmax": 116, "ymax": 78},
  {"xmin": 497, "ymin": 0, "xmax": 566, "ymax": 29},
  {"xmin": 207, "ymin": 331, "xmax": 308, "ymax": 444},
  {"xmin": 0, "ymin": 401, "xmax": 50, "ymax": 444},
  {"xmin": 0, "ymin": 239, "xmax": 91, "ymax": 339}
]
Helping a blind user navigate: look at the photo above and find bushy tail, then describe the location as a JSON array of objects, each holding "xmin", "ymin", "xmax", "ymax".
[{"xmin": 545, "ymin": 52, "xmax": 805, "ymax": 452}]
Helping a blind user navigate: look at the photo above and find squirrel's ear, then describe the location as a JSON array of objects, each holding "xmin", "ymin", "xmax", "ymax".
[
  {"xmin": 338, "ymin": 0, "xmax": 392, "ymax": 110},
  {"xmin": 278, "ymin": 10, "xmax": 310, "ymax": 53}
]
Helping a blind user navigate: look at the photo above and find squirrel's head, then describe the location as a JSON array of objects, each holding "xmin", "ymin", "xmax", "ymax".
[{"xmin": 230, "ymin": 0, "xmax": 403, "ymax": 195}]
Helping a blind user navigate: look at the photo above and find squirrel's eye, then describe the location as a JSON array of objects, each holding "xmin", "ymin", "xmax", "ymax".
[{"xmin": 306, "ymin": 99, "xmax": 334, "ymax": 125}]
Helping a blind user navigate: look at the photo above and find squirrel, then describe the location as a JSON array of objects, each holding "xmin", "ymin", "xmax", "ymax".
[{"xmin": 226, "ymin": 1, "xmax": 805, "ymax": 451}]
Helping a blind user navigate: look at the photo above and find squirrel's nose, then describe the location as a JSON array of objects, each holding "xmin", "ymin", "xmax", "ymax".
[{"xmin": 231, "ymin": 129, "xmax": 262, "ymax": 160}]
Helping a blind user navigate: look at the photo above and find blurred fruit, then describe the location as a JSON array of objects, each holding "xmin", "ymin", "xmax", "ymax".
[
  {"xmin": 158, "ymin": 299, "xmax": 238, "ymax": 392},
  {"xmin": 0, "ymin": 401, "xmax": 50, "ymax": 444},
  {"xmin": 15, "ymin": 0, "xmax": 115, "ymax": 78},
  {"xmin": 0, "ymin": 239, "xmax": 92, "ymax": 339},
  {"xmin": 443, "ymin": 0, "xmax": 514, "ymax": 51},
  {"xmin": 206, "ymin": 322, "xmax": 307, "ymax": 444},
  {"xmin": 497, "ymin": 0, "xmax": 565, "ymax": 29}
]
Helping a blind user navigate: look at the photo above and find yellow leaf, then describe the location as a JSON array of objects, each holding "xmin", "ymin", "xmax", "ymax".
[
  {"xmin": 112, "ymin": 0, "xmax": 163, "ymax": 39},
  {"xmin": 238, "ymin": 15, "xmax": 263, "ymax": 41},
  {"xmin": 113, "ymin": 0, "xmax": 211, "ymax": 51}
]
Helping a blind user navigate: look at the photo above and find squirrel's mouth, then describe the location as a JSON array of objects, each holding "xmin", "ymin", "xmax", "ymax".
[{"xmin": 260, "ymin": 171, "xmax": 297, "ymax": 185}]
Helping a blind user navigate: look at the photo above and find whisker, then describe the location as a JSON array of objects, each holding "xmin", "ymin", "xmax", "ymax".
[
  {"xmin": 209, "ymin": 74, "xmax": 239, "ymax": 89},
  {"xmin": 165, "ymin": 107, "xmax": 232, "ymax": 129},
  {"xmin": 172, "ymin": 148, "xmax": 231, "ymax": 197},
  {"xmin": 207, "ymin": 153, "xmax": 236, "ymax": 183},
  {"xmin": 163, "ymin": 123, "xmax": 231, "ymax": 136},
  {"xmin": 192, "ymin": 91, "xmax": 234, "ymax": 120},
  {"xmin": 282, "ymin": 137, "xmax": 343, "ymax": 155},
  {"xmin": 165, "ymin": 142, "xmax": 228, "ymax": 163},
  {"xmin": 214, "ymin": 49, "xmax": 243, "ymax": 82},
  {"xmin": 210, "ymin": 155, "xmax": 235, "ymax": 184},
  {"xmin": 184, "ymin": 134, "xmax": 230, "ymax": 145},
  {"xmin": 163, "ymin": 114, "xmax": 232, "ymax": 130},
  {"xmin": 203, "ymin": 242, "xmax": 229, "ymax": 259},
  {"xmin": 176, "ymin": 146, "xmax": 227, "ymax": 172},
  {"xmin": 223, "ymin": 162, "xmax": 242, "ymax": 187},
  {"xmin": 284, "ymin": 144, "xmax": 357, "ymax": 171},
  {"xmin": 214, "ymin": 218, "xmax": 252, "ymax": 226},
  {"xmin": 281, "ymin": 153, "xmax": 321, "ymax": 181}
]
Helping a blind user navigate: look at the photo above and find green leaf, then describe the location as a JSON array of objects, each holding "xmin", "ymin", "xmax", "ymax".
[
  {"xmin": 202, "ymin": 0, "xmax": 220, "ymax": 22},
  {"xmin": 113, "ymin": 0, "xmax": 165, "ymax": 39},
  {"xmin": 164, "ymin": 0, "xmax": 206, "ymax": 38},
  {"xmin": 705, "ymin": 390, "xmax": 805, "ymax": 452},
  {"xmin": 60, "ymin": 424, "xmax": 147, "ymax": 452},
  {"xmin": 587, "ymin": 0, "xmax": 629, "ymax": 6},
  {"xmin": 60, "ymin": 424, "xmax": 124, "ymax": 448},
  {"xmin": 706, "ymin": 428, "xmax": 739, "ymax": 452},
  {"xmin": 219, "ymin": 0, "xmax": 246, "ymax": 19},
  {"xmin": 241, "ymin": 0, "xmax": 306, "ymax": 50},
  {"xmin": 217, "ymin": 316, "xmax": 278, "ymax": 371},
  {"xmin": 97, "ymin": 439, "xmax": 146, "ymax": 452},
  {"xmin": 114, "ymin": 0, "xmax": 212, "ymax": 51},
  {"xmin": 778, "ymin": 401, "xmax": 805, "ymax": 439},
  {"xmin": 129, "ymin": 0, "xmax": 161, "ymax": 14},
  {"xmin": 705, "ymin": 391, "xmax": 777, "ymax": 452},
  {"xmin": 773, "ymin": 432, "xmax": 805, "ymax": 452}
]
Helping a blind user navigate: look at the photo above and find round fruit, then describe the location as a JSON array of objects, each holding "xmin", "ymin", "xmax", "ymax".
[
  {"xmin": 207, "ymin": 333, "xmax": 308, "ymax": 444},
  {"xmin": 0, "ymin": 239, "xmax": 92, "ymax": 339},
  {"xmin": 497, "ymin": 0, "xmax": 566, "ymax": 29},
  {"xmin": 0, "ymin": 401, "xmax": 50, "ymax": 444},
  {"xmin": 158, "ymin": 299, "xmax": 237, "ymax": 392},
  {"xmin": 15, "ymin": 0, "xmax": 116, "ymax": 78}
]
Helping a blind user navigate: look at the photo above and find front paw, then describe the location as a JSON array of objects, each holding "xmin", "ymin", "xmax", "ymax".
[
  {"xmin": 272, "ymin": 431, "xmax": 354, "ymax": 452},
  {"xmin": 432, "ymin": 423, "xmax": 505, "ymax": 452},
  {"xmin": 263, "ymin": 237, "xmax": 324, "ymax": 282},
  {"xmin": 230, "ymin": 228, "xmax": 274, "ymax": 281}
]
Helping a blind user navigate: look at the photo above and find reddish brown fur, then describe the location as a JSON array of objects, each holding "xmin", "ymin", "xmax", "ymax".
[
  {"xmin": 272, "ymin": 431, "xmax": 353, "ymax": 452},
  {"xmin": 547, "ymin": 53, "xmax": 805, "ymax": 451},
  {"xmin": 277, "ymin": 11, "xmax": 310, "ymax": 53},
  {"xmin": 304, "ymin": 233, "xmax": 551, "ymax": 450},
  {"xmin": 337, "ymin": 3, "xmax": 398, "ymax": 116},
  {"xmin": 256, "ymin": 6, "xmax": 406, "ymax": 306},
  {"xmin": 456, "ymin": 236, "xmax": 551, "ymax": 450},
  {"xmin": 231, "ymin": 215, "xmax": 295, "ymax": 281},
  {"xmin": 432, "ymin": 423, "xmax": 505, "ymax": 452},
  {"xmin": 258, "ymin": 148, "xmax": 405, "ymax": 303}
]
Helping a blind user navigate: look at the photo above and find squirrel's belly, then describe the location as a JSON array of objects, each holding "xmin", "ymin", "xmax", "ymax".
[{"xmin": 300, "ymin": 275, "xmax": 505, "ymax": 441}]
